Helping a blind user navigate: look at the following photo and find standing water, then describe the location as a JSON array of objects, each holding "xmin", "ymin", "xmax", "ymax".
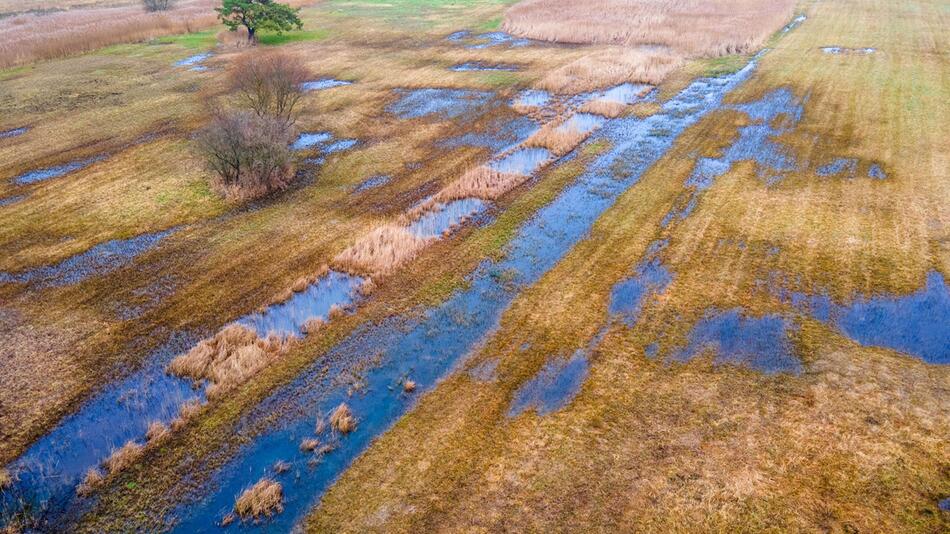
[{"xmin": 164, "ymin": 51, "xmax": 768, "ymax": 532}]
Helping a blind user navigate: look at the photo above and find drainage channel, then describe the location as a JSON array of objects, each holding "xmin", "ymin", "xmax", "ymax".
[{"xmin": 163, "ymin": 52, "xmax": 766, "ymax": 533}]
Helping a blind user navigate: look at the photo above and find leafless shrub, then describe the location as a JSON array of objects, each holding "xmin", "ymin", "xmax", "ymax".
[
  {"xmin": 104, "ymin": 440, "xmax": 144, "ymax": 475},
  {"xmin": 167, "ymin": 324, "xmax": 290, "ymax": 398},
  {"xmin": 230, "ymin": 51, "xmax": 311, "ymax": 127},
  {"xmin": 333, "ymin": 225, "xmax": 432, "ymax": 276},
  {"xmin": 234, "ymin": 478, "xmax": 283, "ymax": 519},
  {"xmin": 329, "ymin": 403, "xmax": 356, "ymax": 434},
  {"xmin": 195, "ymin": 110, "xmax": 296, "ymax": 201},
  {"xmin": 143, "ymin": 0, "xmax": 175, "ymax": 11}
]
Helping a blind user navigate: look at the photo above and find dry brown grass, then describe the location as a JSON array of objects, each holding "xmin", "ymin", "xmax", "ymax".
[
  {"xmin": 0, "ymin": 0, "xmax": 218, "ymax": 68},
  {"xmin": 234, "ymin": 478, "xmax": 283, "ymax": 519},
  {"xmin": 435, "ymin": 165, "xmax": 532, "ymax": 202},
  {"xmin": 167, "ymin": 324, "xmax": 289, "ymax": 398},
  {"xmin": 403, "ymin": 379, "xmax": 416, "ymax": 393},
  {"xmin": 332, "ymin": 224, "xmax": 432, "ymax": 277},
  {"xmin": 145, "ymin": 421, "xmax": 170, "ymax": 445},
  {"xmin": 538, "ymin": 47, "xmax": 683, "ymax": 94},
  {"xmin": 300, "ymin": 438, "xmax": 320, "ymax": 452},
  {"xmin": 329, "ymin": 403, "xmax": 356, "ymax": 434},
  {"xmin": 504, "ymin": 0, "xmax": 796, "ymax": 56},
  {"xmin": 170, "ymin": 398, "xmax": 203, "ymax": 431},
  {"xmin": 0, "ymin": 467, "xmax": 11, "ymax": 490},
  {"xmin": 76, "ymin": 467, "xmax": 104, "ymax": 497},
  {"xmin": 104, "ymin": 440, "xmax": 144, "ymax": 475},
  {"xmin": 523, "ymin": 122, "xmax": 590, "ymax": 156}
]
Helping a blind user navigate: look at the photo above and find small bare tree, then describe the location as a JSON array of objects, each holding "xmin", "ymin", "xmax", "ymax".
[
  {"xmin": 196, "ymin": 111, "xmax": 296, "ymax": 200},
  {"xmin": 143, "ymin": 0, "xmax": 175, "ymax": 11},
  {"xmin": 230, "ymin": 51, "xmax": 311, "ymax": 127}
]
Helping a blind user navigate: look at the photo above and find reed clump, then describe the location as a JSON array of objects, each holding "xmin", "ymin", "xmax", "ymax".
[
  {"xmin": 329, "ymin": 403, "xmax": 356, "ymax": 434},
  {"xmin": 333, "ymin": 225, "xmax": 432, "ymax": 277},
  {"xmin": 523, "ymin": 123, "xmax": 590, "ymax": 156},
  {"xmin": 234, "ymin": 478, "xmax": 284, "ymax": 519},
  {"xmin": 167, "ymin": 324, "xmax": 289, "ymax": 398}
]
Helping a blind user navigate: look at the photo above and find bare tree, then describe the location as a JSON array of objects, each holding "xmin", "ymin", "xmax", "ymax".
[
  {"xmin": 229, "ymin": 51, "xmax": 311, "ymax": 127},
  {"xmin": 195, "ymin": 111, "xmax": 296, "ymax": 200},
  {"xmin": 143, "ymin": 0, "xmax": 175, "ymax": 11}
]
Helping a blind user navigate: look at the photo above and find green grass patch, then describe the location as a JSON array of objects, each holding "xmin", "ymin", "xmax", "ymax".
[
  {"xmin": 155, "ymin": 30, "xmax": 218, "ymax": 50},
  {"xmin": 701, "ymin": 54, "xmax": 748, "ymax": 77},
  {"xmin": 478, "ymin": 71, "xmax": 520, "ymax": 87},
  {"xmin": 0, "ymin": 64, "xmax": 33, "ymax": 81},
  {"xmin": 476, "ymin": 16, "xmax": 502, "ymax": 31},
  {"xmin": 258, "ymin": 29, "xmax": 330, "ymax": 46}
]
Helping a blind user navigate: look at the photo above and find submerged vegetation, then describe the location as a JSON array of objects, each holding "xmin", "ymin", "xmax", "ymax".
[{"xmin": 0, "ymin": 0, "xmax": 947, "ymax": 532}]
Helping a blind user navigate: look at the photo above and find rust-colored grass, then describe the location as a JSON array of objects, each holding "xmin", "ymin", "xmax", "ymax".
[
  {"xmin": 503, "ymin": 0, "xmax": 796, "ymax": 56},
  {"xmin": 234, "ymin": 478, "xmax": 283, "ymax": 519},
  {"xmin": 167, "ymin": 324, "xmax": 290, "ymax": 398},
  {"xmin": 332, "ymin": 224, "xmax": 432, "ymax": 277}
]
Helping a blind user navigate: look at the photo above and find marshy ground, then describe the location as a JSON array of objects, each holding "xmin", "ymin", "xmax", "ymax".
[{"xmin": 0, "ymin": 0, "xmax": 948, "ymax": 532}]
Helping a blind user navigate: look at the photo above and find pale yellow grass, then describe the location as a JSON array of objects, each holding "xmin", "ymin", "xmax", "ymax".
[
  {"xmin": 538, "ymin": 47, "xmax": 683, "ymax": 94},
  {"xmin": 523, "ymin": 122, "xmax": 591, "ymax": 156},
  {"xmin": 504, "ymin": 0, "xmax": 796, "ymax": 56},
  {"xmin": 332, "ymin": 224, "xmax": 432, "ymax": 277},
  {"xmin": 234, "ymin": 478, "xmax": 283, "ymax": 519},
  {"xmin": 0, "ymin": 0, "xmax": 218, "ymax": 68},
  {"xmin": 167, "ymin": 324, "xmax": 290, "ymax": 398},
  {"xmin": 76, "ymin": 467, "xmax": 105, "ymax": 496},
  {"xmin": 435, "ymin": 165, "xmax": 533, "ymax": 202}
]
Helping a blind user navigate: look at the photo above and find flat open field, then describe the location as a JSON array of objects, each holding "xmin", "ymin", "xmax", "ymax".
[{"xmin": 0, "ymin": 0, "xmax": 947, "ymax": 532}]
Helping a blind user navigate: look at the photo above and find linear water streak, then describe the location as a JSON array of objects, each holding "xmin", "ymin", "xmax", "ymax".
[
  {"xmin": 388, "ymin": 88, "xmax": 495, "ymax": 120},
  {"xmin": 0, "ymin": 228, "xmax": 177, "ymax": 289},
  {"xmin": 1, "ymin": 332, "xmax": 204, "ymax": 527},
  {"xmin": 406, "ymin": 199, "xmax": 488, "ymax": 238},
  {"xmin": 164, "ymin": 52, "xmax": 765, "ymax": 533},
  {"xmin": 0, "ymin": 127, "xmax": 28, "ymax": 139},
  {"xmin": 11, "ymin": 156, "xmax": 105, "ymax": 186}
]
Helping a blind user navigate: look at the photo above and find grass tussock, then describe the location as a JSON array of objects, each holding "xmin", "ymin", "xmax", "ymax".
[
  {"xmin": 0, "ymin": 0, "xmax": 218, "ymax": 68},
  {"xmin": 0, "ymin": 468, "xmax": 11, "ymax": 490},
  {"xmin": 333, "ymin": 225, "xmax": 432, "ymax": 277},
  {"xmin": 167, "ymin": 324, "xmax": 289, "ymax": 398},
  {"xmin": 523, "ymin": 122, "xmax": 590, "ymax": 155},
  {"xmin": 503, "ymin": 0, "xmax": 796, "ymax": 56},
  {"xmin": 170, "ymin": 398, "xmax": 203, "ymax": 431},
  {"xmin": 538, "ymin": 47, "xmax": 683, "ymax": 94},
  {"xmin": 300, "ymin": 438, "xmax": 320, "ymax": 452},
  {"xmin": 104, "ymin": 440, "xmax": 144, "ymax": 475},
  {"xmin": 329, "ymin": 403, "xmax": 356, "ymax": 434},
  {"xmin": 145, "ymin": 421, "xmax": 170, "ymax": 445},
  {"xmin": 436, "ymin": 165, "xmax": 532, "ymax": 202},
  {"xmin": 76, "ymin": 467, "xmax": 104, "ymax": 497},
  {"xmin": 234, "ymin": 478, "xmax": 283, "ymax": 519}
]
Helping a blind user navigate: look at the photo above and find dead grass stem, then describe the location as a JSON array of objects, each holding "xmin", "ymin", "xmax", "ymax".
[
  {"xmin": 329, "ymin": 403, "xmax": 356, "ymax": 434},
  {"xmin": 104, "ymin": 440, "xmax": 144, "ymax": 475},
  {"xmin": 523, "ymin": 123, "xmax": 590, "ymax": 155}
]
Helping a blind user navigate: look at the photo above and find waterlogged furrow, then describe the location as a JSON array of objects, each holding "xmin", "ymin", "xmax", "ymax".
[{"xmin": 166, "ymin": 57, "xmax": 762, "ymax": 532}]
